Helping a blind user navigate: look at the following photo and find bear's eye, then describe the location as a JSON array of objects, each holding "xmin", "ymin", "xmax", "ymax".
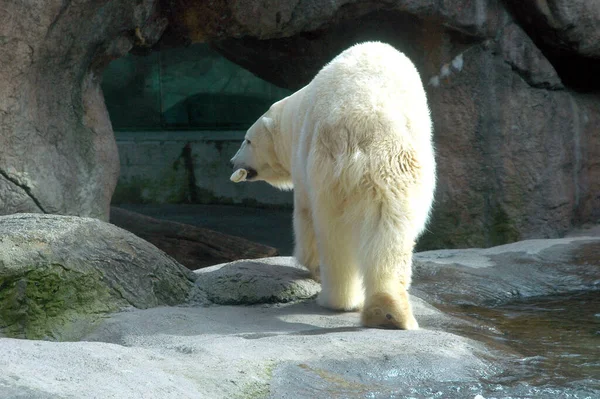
[{"xmin": 245, "ymin": 139, "xmax": 251, "ymax": 145}]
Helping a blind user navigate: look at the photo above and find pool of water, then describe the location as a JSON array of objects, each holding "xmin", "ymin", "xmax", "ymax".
[{"xmin": 444, "ymin": 291, "xmax": 600, "ymax": 394}]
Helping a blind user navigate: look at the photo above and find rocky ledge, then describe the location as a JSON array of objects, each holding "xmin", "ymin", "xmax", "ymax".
[{"xmin": 0, "ymin": 215, "xmax": 598, "ymax": 398}]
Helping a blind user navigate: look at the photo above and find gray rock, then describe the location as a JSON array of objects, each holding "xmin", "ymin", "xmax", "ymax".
[
  {"xmin": 499, "ymin": 22, "xmax": 564, "ymax": 89},
  {"xmin": 195, "ymin": 257, "xmax": 320, "ymax": 305},
  {"xmin": 413, "ymin": 236, "xmax": 600, "ymax": 305},
  {"xmin": 0, "ymin": 214, "xmax": 195, "ymax": 340},
  {"xmin": 1, "ymin": 235, "xmax": 598, "ymax": 398},
  {"xmin": 505, "ymin": 0, "xmax": 600, "ymax": 58}
]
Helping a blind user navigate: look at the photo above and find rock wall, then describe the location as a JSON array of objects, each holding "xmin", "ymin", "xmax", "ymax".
[{"xmin": 1, "ymin": 0, "xmax": 598, "ymax": 247}]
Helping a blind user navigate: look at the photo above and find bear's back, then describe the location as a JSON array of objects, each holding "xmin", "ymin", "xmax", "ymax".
[{"xmin": 308, "ymin": 42, "xmax": 431, "ymax": 146}]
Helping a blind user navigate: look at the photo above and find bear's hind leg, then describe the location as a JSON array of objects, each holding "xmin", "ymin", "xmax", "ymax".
[{"xmin": 359, "ymin": 231, "xmax": 419, "ymax": 330}]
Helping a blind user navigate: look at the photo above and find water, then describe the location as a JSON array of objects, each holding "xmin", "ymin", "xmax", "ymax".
[{"xmin": 444, "ymin": 291, "xmax": 600, "ymax": 394}]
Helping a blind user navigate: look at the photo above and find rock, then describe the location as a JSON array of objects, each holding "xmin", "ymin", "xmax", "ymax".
[
  {"xmin": 0, "ymin": 0, "xmax": 166, "ymax": 220},
  {"xmin": 505, "ymin": 0, "xmax": 600, "ymax": 59},
  {"xmin": 195, "ymin": 257, "xmax": 320, "ymax": 304},
  {"xmin": 413, "ymin": 236, "xmax": 600, "ymax": 306},
  {"xmin": 420, "ymin": 41, "xmax": 600, "ymax": 249},
  {"xmin": 164, "ymin": 0, "xmax": 506, "ymax": 43},
  {"xmin": 498, "ymin": 22, "xmax": 564, "ymax": 89},
  {"xmin": 1, "ymin": 234, "xmax": 598, "ymax": 397},
  {"xmin": 110, "ymin": 206, "xmax": 279, "ymax": 270},
  {"xmin": 0, "ymin": 214, "xmax": 195, "ymax": 340},
  {"xmin": 503, "ymin": 0, "xmax": 600, "ymax": 91}
]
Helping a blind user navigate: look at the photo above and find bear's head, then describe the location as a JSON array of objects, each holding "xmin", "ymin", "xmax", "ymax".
[{"xmin": 230, "ymin": 101, "xmax": 293, "ymax": 190}]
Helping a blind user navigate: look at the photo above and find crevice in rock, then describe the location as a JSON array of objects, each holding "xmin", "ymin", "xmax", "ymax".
[
  {"xmin": 46, "ymin": 0, "xmax": 72, "ymax": 39},
  {"xmin": 502, "ymin": 1, "xmax": 600, "ymax": 93},
  {"xmin": 0, "ymin": 169, "xmax": 47, "ymax": 213},
  {"xmin": 505, "ymin": 63, "xmax": 565, "ymax": 91}
]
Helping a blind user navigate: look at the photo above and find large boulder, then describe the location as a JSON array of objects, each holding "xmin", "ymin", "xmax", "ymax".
[{"xmin": 0, "ymin": 214, "xmax": 195, "ymax": 340}]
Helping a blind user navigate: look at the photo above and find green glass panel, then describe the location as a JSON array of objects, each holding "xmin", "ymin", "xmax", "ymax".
[{"xmin": 102, "ymin": 44, "xmax": 291, "ymax": 130}]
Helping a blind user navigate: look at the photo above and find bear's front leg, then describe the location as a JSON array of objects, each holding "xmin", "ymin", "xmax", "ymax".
[{"xmin": 293, "ymin": 200, "xmax": 320, "ymax": 281}]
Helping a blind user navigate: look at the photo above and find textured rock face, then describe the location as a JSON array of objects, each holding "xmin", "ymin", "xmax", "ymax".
[
  {"xmin": 0, "ymin": 0, "xmax": 165, "ymax": 220},
  {"xmin": 505, "ymin": 0, "xmax": 600, "ymax": 58},
  {"xmin": 0, "ymin": 214, "xmax": 195, "ymax": 340}
]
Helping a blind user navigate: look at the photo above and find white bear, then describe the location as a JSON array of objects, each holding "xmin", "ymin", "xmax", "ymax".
[{"xmin": 230, "ymin": 42, "xmax": 436, "ymax": 329}]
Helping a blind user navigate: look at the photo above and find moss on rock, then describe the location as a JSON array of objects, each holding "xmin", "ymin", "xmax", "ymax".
[{"xmin": 0, "ymin": 263, "xmax": 121, "ymax": 340}]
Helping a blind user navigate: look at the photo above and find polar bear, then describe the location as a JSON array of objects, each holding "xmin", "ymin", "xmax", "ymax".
[{"xmin": 230, "ymin": 42, "xmax": 436, "ymax": 329}]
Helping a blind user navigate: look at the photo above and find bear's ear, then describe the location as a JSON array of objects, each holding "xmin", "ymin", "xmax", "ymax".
[{"xmin": 262, "ymin": 117, "xmax": 275, "ymax": 133}]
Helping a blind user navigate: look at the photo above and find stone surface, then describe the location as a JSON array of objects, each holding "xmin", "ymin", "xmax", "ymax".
[
  {"xmin": 504, "ymin": 0, "xmax": 600, "ymax": 91},
  {"xmin": 413, "ymin": 236, "xmax": 600, "ymax": 306},
  {"xmin": 0, "ymin": 214, "xmax": 195, "ymax": 340},
  {"xmin": 195, "ymin": 257, "xmax": 320, "ymax": 304},
  {"xmin": 1, "ymin": 235, "xmax": 598, "ymax": 397},
  {"xmin": 421, "ymin": 42, "xmax": 600, "ymax": 249}
]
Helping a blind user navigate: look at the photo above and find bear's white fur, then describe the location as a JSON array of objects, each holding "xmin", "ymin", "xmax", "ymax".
[{"xmin": 230, "ymin": 42, "xmax": 436, "ymax": 329}]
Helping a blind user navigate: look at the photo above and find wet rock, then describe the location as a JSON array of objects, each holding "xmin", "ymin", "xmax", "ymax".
[
  {"xmin": 413, "ymin": 236, "xmax": 600, "ymax": 306},
  {"xmin": 0, "ymin": 214, "xmax": 195, "ymax": 340}
]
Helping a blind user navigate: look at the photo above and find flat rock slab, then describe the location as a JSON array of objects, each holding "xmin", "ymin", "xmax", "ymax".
[
  {"xmin": 0, "ymin": 214, "xmax": 195, "ymax": 340},
  {"xmin": 1, "ymin": 300, "xmax": 493, "ymax": 399},
  {"xmin": 195, "ymin": 257, "xmax": 320, "ymax": 305}
]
